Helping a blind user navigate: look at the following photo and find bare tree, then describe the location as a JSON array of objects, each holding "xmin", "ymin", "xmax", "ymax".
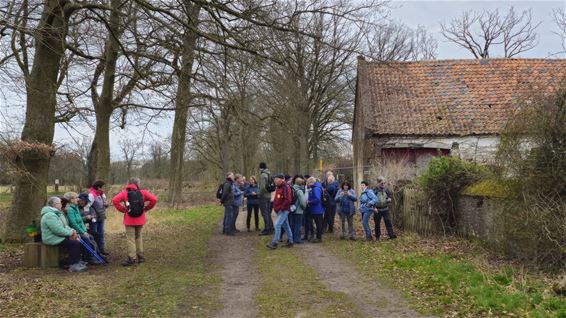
[
  {"xmin": 440, "ymin": 7, "xmax": 539, "ymax": 59},
  {"xmin": 553, "ymin": 8, "xmax": 566, "ymax": 54},
  {"xmin": 367, "ymin": 22, "xmax": 437, "ymax": 61}
]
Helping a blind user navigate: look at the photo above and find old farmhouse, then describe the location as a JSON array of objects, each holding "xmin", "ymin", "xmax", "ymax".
[{"xmin": 353, "ymin": 57, "xmax": 566, "ymax": 186}]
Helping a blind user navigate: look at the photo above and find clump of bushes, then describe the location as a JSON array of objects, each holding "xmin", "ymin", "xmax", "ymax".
[
  {"xmin": 495, "ymin": 86, "xmax": 566, "ymax": 270},
  {"xmin": 417, "ymin": 156, "xmax": 489, "ymax": 233}
]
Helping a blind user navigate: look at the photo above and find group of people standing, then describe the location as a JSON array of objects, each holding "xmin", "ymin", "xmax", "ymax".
[
  {"xmin": 219, "ymin": 162, "xmax": 397, "ymax": 250},
  {"xmin": 39, "ymin": 177, "xmax": 157, "ymax": 272}
]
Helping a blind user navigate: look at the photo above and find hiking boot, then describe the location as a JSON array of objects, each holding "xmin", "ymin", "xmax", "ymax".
[
  {"xmin": 137, "ymin": 255, "xmax": 145, "ymax": 264},
  {"xmin": 266, "ymin": 243, "xmax": 277, "ymax": 250},
  {"xmin": 100, "ymin": 250, "xmax": 110, "ymax": 256},
  {"xmin": 310, "ymin": 238, "xmax": 322, "ymax": 243},
  {"xmin": 284, "ymin": 242, "xmax": 294, "ymax": 248},
  {"xmin": 389, "ymin": 235, "xmax": 397, "ymax": 240},
  {"xmin": 69, "ymin": 263, "xmax": 87, "ymax": 273},
  {"xmin": 121, "ymin": 258, "xmax": 137, "ymax": 266},
  {"xmin": 349, "ymin": 237, "xmax": 356, "ymax": 241},
  {"xmin": 88, "ymin": 258, "xmax": 103, "ymax": 265}
]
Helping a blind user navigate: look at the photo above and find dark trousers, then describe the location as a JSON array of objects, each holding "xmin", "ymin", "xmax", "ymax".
[
  {"xmin": 373, "ymin": 209, "xmax": 396, "ymax": 239},
  {"xmin": 223, "ymin": 205, "xmax": 234, "ymax": 234},
  {"xmin": 259, "ymin": 198, "xmax": 273, "ymax": 232},
  {"xmin": 312, "ymin": 214, "xmax": 324, "ymax": 239},
  {"xmin": 323, "ymin": 204, "xmax": 337, "ymax": 232},
  {"xmin": 232, "ymin": 205, "xmax": 240, "ymax": 231},
  {"xmin": 290, "ymin": 213, "xmax": 304, "ymax": 243},
  {"xmin": 304, "ymin": 211, "xmax": 314, "ymax": 239},
  {"xmin": 247, "ymin": 204, "xmax": 260, "ymax": 230},
  {"xmin": 59, "ymin": 238, "xmax": 81, "ymax": 265}
]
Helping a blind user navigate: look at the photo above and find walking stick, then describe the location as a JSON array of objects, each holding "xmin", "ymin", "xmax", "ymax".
[{"xmin": 79, "ymin": 237, "xmax": 108, "ymax": 266}]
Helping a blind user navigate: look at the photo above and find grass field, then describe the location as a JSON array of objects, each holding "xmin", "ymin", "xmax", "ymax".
[
  {"xmin": 324, "ymin": 234, "xmax": 566, "ymax": 318},
  {"xmin": 0, "ymin": 205, "xmax": 224, "ymax": 317}
]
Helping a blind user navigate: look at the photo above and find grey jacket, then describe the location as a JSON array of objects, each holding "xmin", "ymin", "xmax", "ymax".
[{"xmin": 258, "ymin": 168, "xmax": 272, "ymax": 200}]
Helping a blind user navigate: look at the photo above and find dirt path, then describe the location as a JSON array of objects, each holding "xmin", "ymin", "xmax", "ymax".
[
  {"xmin": 295, "ymin": 242, "xmax": 436, "ymax": 318},
  {"xmin": 208, "ymin": 208, "xmax": 260, "ymax": 318}
]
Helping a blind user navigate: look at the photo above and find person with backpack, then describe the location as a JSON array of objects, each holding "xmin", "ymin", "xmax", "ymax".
[
  {"xmin": 244, "ymin": 176, "xmax": 260, "ymax": 232},
  {"xmin": 323, "ymin": 175, "xmax": 339, "ymax": 233},
  {"xmin": 359, "ymin": 181, "xmax": 379, "ymax": 241},
  {"xmin": 266, "ymin": 174, "xmax": 294, "ymax": 249},
  {"xmin": 88, "ymin": 180, "xmax": 109, "ymax": 256},
  {"xmin": 335, "ymin": 181, "xmax": 357, "ymax": 240},
  {"xmin": 306, "ymin": 176, "xmax": 324, "ymax": 243},
  {"xmin": 373, "ymin": 176, "xmax": 397, "ymax": 240},
  {"xmin": 218, "ymin": 172, "xmax": 236, "ymax": 236},
  {"xmin": 289, "ymin": 176, "xmax": 307, "ymax": 244},
  {"xmin": 112, "ymin": 177, "xmax": 158, "ymax": 266},
  {"xmin": 258, "ymin": 163, "xmax": 275, "ymax": 236}
]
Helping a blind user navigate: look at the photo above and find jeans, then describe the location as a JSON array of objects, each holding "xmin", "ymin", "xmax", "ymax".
[
  {"xmin": 339, "ymin": 213, "xmax": 355, "ymax": 238},
  {"xmin": 272, "ymin": 211, "xmax": 293, "ymax": 245},
  {"xmin": 223, "ymin": 205, "xmax": 234, "ymax": 234},
  {"xmin": 290, "ymin": 213, "xmax": 304, "ymax": 243},
  {"xmin": 247, "ymin": 204, "xmax": 260, "ymax": 230},
  {"xmin": 373, "ymin": 209, "xmax": 396, "ymax": 239},
  {"xmin": 259, "ymin": 198, "xmax": 273, "ymax": 232},
  {"xmin": 125, "ymin": 225, "xmax": 143, "ymax": 259},
  {"xmin": 59, "ymin": 238, "xmax": 81, "ymax": 265},
  {"xmin": 91, "ymin": 219, "xmax": 105, "ymax": 252},
  {"xmin": 312, "ymin": 214, "xmax": 324, "ymax": 239},
  {"xmin": 361, "ymin": 211, "xmax": 373, "ymax": 239},
  {"xmin": 324, "ymin": 204, "xmax": 337, "ymax": 232}
]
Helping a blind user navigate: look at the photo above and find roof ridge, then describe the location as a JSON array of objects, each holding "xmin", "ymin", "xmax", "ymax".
[{"xmin": 360, "ymin": 57, "xmax": 566, "ymax": 65}]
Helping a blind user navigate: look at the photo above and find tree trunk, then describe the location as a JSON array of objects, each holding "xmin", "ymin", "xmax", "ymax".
[
  {"xmin": 2, "ymin": 1, "xmax": 69, "ymax": 242},
  {"xmin": 87, "ymin": 0, "xmax": 121, "ymax": 184},
  {"xmin": 168, "ymin": 4, "xmax": 201, "ymax": 203}
]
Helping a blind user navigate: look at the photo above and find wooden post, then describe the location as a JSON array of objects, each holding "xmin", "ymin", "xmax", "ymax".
[
  {"xmin": 40, "ymin": 244, "xmax": 60, "ymax": 268},
  {"xmin": 54, "ymin": 179, "xmax": 59, "ymax": 193},
  {"xmin": 23, "ymin": 242, "xmax": 42, "ymax": 268}
]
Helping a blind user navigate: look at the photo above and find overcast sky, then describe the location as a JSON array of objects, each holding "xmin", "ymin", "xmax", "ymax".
[
  {"xmin": 1, "ymin": 1, "xmax": 564, "ymax": 160},
  {"xmin": 389, "ymin": 0, "xmax": 565, "ymax": 58}
]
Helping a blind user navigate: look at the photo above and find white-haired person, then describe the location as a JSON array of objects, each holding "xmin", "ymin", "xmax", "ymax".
[{"xmin": 40, "ymin": 196, "xmax": 86, "ymax": 272}]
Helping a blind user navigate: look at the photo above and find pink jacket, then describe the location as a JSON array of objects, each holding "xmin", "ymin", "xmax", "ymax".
[{"xmin": 112, "ymin": 184, "xmax": 158, "ymax": 226}]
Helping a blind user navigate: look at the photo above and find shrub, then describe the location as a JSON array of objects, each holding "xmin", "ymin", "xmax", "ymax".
[
  {"xmin": 495, "ymin": 87, "xmax": 566, "ymax": 270},
  {"xmin": 417, "ymin": 156, "xmax": 489, "ymax": 233}
]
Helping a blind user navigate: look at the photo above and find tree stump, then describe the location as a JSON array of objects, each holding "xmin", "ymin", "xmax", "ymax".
[
  {"xmin": 23, "ymin": 242, "xmax": 42, "ymax": 268},
  {"xmin": 40, "ymin": 244, "xmax": 60, "ymax": 268}
]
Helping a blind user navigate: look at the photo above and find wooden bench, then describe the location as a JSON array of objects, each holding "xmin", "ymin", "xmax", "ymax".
[{"xmin": 23, "ymin": 242, "xmax": 61, "ymax": 268}]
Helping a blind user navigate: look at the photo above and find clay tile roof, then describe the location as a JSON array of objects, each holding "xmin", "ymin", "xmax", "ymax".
[{"xmin": 357, "ymin": 58, "xmax": 566, "ymax": 136}]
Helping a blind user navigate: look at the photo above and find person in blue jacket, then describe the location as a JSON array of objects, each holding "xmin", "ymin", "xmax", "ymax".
[
  {"xmin": 306, "ymin": 177, "xmax": 325, "ymax": 243},
  {"xmin": 335, "ymin": 181, "xmax": 357, "ymax": 240},
  {"xmin": 244, "ymin": 176, "xmax": 260, "ymax": 231},
  {"xmin": 359, "ymin": 181, "xmax": 378, "ymax": 241}
]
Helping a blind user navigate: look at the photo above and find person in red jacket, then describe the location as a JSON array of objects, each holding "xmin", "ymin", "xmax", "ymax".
[
  {"xmin": 266, "ymin": 173, "xmax": 294, "ymax": 250},
  {"xmin": 112, "ymin": 177, "xmax": 158, "ymax": 266}
]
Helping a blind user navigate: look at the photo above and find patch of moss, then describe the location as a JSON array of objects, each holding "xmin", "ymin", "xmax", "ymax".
[{"xmin": 461, "ymin": 179, "xmax": 512, "ymax": 198}]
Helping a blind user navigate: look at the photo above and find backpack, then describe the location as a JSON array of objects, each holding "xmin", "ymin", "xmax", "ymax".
[
  {"xmin": 127, "ymin": 189, "xmax": 145, "ymax": 218},
  {"xmin": 265, "ymin": 173, "xmax": 276, "ymax": 192},
  {"xmin": 216, "ymin": 184, "xmax": 224, "ymax": 199},
  {"xmin": 288, "ymin": 185, "xmax": 298, "ymax": 212},
  {"xmin": 374, "ymin": 188, "xmax": 389, "ymax": 209}
]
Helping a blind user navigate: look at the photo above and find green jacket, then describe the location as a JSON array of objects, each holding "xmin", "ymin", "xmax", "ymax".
[
  {"xmin": 40, "ymin": 206, "xmax": 73, "ymax": 245},
  {"xmin": 258, "ymin": 168, "xmax": 272, "ymax": 199},
  {"xmin": 67, "ymin": 203, "xmax": 87, "ymax": 235}
]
